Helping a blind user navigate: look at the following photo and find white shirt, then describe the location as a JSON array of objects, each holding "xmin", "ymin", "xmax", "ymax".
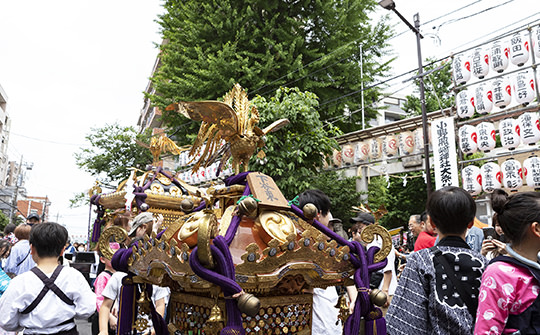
[
  {"xmin": 0, "ymin": 266, "xmax": 96, "ymax": 334},
  {"xmin": 312, "ymin": 287, "xmax": 343, "ymax": 335},
  {"xmin": 367, "ymin": 237, "xmax": 398, "ymax": 296}
]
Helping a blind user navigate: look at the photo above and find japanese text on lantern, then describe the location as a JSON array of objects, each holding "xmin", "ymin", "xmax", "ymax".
[{"xmin": 431, "ymin": 117, "xmax": 459, "ymax": 190}]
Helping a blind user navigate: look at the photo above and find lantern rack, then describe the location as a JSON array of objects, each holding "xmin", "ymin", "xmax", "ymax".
[
  {"xmin": 455, "ymin": 103, "xmax": 540, "ymax": 127},
  {"xmin": 459, "ymin": 145, "xmax": 540, "ymax": 165}
]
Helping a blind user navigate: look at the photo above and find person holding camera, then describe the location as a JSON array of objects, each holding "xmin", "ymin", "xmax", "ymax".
[{"xmin": 480, "ymin": 213, "xmax": 507, "ymax": 260}]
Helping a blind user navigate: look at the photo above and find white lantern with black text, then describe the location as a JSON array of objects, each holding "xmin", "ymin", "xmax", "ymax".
[
  {"xmin": 413, "ymin": 128, "xmax": 424, "ymax": 153},
  {"xmin": 462, "ymin": 165, "xmax": 482, "ymax": 196},
  {"xmin": 523, "ymin": 155, "xmax": 540, "ymax": 189},
  {"xmin": 354, "ymin": 142, "xmax": 369, "ymax": 163},
  {"xmin": 513, "ymin": 70, "xmax": 536, "ymax": 106},
  {"xmin": 535, "ymin": 25, "xmax": 540, "ymax": 59},
  {"xmin": 510, "ymin": 31, "xmax": 530, "ymax": 67},
  {"xmin": 480, "ymin": 162, "xmax": 502, "ymax": 193},
  {"xmin": 499, "ymin": 118, "xmax": 520, "ymax": 150},
  {"xmin": 476, "ymin": 122, "xmax": 497, "ymax": 152},
  {"xmin": 458, "ymin": 125, "xmax": 478, "ymax": 155},
  {"xmin": 383, "ymin": 135, "xmax": 398, "ymax": 157},
  {"xmin": 474, "ymin": 84, "xmax": 493, "ymax": 114},
  {"xmin": 452, "ymin": 53, "xmax": 471, "ymax": 85},
  {"xmin": 456, "ymin": 89, "xmax": 475, "ymax": 118},
  {"xmin": 341, "ymin": 144, "xmax": 355, "ymax": 165},
  {"xmin": 368, "ymin": 138, "xmax": 382, "ymax": 160},
  {"xmin": 332, "ymin": 149, "xmax": 342, "ymax": 167},
  {"xmin": 518, "ymin": 112, "xmax": 540, "ymax": 145},
  {"xmin": 472, "ymin": 47, "xmax": 489, "ymax": 79},
  {"xmin": 399, "ymin": 131, "xmax": 415, "ymax": 155},
  {"xmin": 492, "ymin": 76, "xmax": 512, "ymax": 109},
  {"xmin": 491, "ymin": 40, "xmax": 510, "ymax": 73},
  {"xmin": 501, "ymin": 158, "xmax": 523, "ymax": 192}
]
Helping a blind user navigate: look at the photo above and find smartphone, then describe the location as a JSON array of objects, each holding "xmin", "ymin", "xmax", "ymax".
[{"xmin": 483, "ymin": 227, "xmax": 496, "ymax": 240}]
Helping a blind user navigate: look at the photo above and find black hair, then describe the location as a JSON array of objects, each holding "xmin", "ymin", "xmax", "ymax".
[
  {"xmin": 3, "ymin": 223, "xmax": 16, "ymax": 235},
  {"xmin": 0, "ymin": 239, "xmax": 11, "ymax": 259},
  {"xmin": 29, "ymin": 222, "xmax": 68, "ymax": 258},
  {"xmin": 426, "ymin": 186, "xmax": 476, "ymax": 235},
  {"xmin": 297, "ymin": 189, "xmax": 331, "ymax": 216},
  {"xmin": 420, "ymin": 211, "xmax": 428, "ymax": 223},
  {"xmin": 490, "ymin": 189, "xmax": 540, "ymax": 245}
]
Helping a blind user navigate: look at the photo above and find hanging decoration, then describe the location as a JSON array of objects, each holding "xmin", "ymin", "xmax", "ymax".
[
  {"xmin": 369, "ymin": 138, "xmax": 383, "ymax": 160},
  {"xmin": 523, "ymin": 155, "xmax": 540, "ymax": 189},
  {"xmin": 354, "ymin": 141, "xmax": 369, "ymax": 164},
  {"xmin": 383, "ymin": 135, "xmax": 398, "ymax": 157},
  {"xmin": 499, "ymin": 118, "xmax": 520, "ymax": 150},
  {"xmin": 517, "ymin": 112, "xmax": 540, "ymax": 146},
  {"xmin": 476, "ymin": 122, "xmax": 497, "ymax": 153},
  {"xmin": 462, "ymin": 165, "xmax": 482, "ymax": 196},
  {"xmin": 413, "ymin": 128, "xmax": 424, "ymax": 153},
  {"xmin": 399, "ymin": 131, "xmax": 415, "ymax": 155},
  {"xmin": 534, "ymin": 25, "xmax": 540, "ymax": 59},
  {"xmin": 501, "ymin": 158, "xmax": 523, "ymax": 192},
  {"xmin": 474, "ymin": 84, "xmax": 493, "ymax": 114},
  {"xmin": 458, "ymin": 125, "xmax": 478, "ymax": 155},
  {"xmin": 452, "ymin": 53, "xmax": 471, "ymax": 85},
  {"xmin": 472, "ymin": 47, "xmax": 489, "ymax": 79},
  {"xmin": 456, "ymin": 89, "xmax": 475, "ymax": 118},
  {"xmin": 510, "ymin": 31, "xmax": 530, "ymax": 67},
  {"xmin": 480, "ymin": 162, "xmax": 502, "ymax": 193},
  {"xmin": 492, "ymin": 76, "xmax": 512, "ymax": 109},
  {"xmin": 342, "ymin": 144, "xmax": 355, "ymax": 165},
  {"xmin": 491, "ymin": 39, "xmax": 510, "ymax": 73},
  {"xmin": 513, "ymin": 69, "xmax": 536, "ymax": 106},
  {"xmin": 332, "ymin": 148, "xmax": 342, "ymax": 168}
]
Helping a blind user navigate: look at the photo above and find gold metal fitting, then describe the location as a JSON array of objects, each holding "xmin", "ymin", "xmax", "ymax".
[
  {"xmin": 237, "ymin": 197, "xmax": 258, "ymax": 217},
  {"xmin": 180, "ymin": 198, "xmax": 194, "ymax": 212},
  {"xmin": 207, "ymin": 304, "xmax": 224, "ymax": 323},
  {"xmin": 369, "ymin": 288, "xmax": 388, "ymax": 307},
  {"xmin": 302, "ymin": 203, "xmax": 318, "ymax": 221},
  {"xmin": 236, "ymin": 292, "xmax": 261, "ymax": 317}
]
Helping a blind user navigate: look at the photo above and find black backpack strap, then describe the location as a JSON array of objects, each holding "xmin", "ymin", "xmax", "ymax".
[
  {"xmin": 21, "ymin": 265, "xmax": 74, "ymax": 314},
  {"xmin": 430, "ymin": 246, "xmax": 477, "ymax": 318},
  {"xmin": 16, "ymin": 249, "xmax": 31, "ymax": 267}
]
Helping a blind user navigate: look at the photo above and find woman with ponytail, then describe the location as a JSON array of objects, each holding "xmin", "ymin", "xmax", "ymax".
[{"xmin": 474, "ymin": 189, "xmax": 540, "ymax": 334}]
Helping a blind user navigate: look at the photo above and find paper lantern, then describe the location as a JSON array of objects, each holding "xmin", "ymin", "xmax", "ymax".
[
  {"xmin": 510, "ymin": 32, "xmax": 530, "ymax": 67},
  {"xmin": 462, "ymin": 165, "xmax": 482, "ymax": 196},
  {"xmin": 517, "ymin": 112, "xmax": 540, "ymax": 145},
  {"xmin": 476, "ymin": 122, "xmax": 496, "ymax": 152},
  {"xmin": 480, "ymin": 162, "xmax": 502, "ymax": 193},
  {"xmin": 383, "ymin": 135, "xmax": 398, "ymax": 157},
  {"xmin": 535, "ymin": 25, "xmax": 540, "ymax": 59},
  {"xmin": 368, "ymin": 138, "xmax": 382, "ymax": 160},
  {"xmin": 332, "ymin": 149, "xmax": 342, "ymax": 167},
  {"xmin": 342, "ymin": 144, "xmax": 355, "ymax": 165},
  {"xmin": 458, "ymin": 125, "xmax": 478, "ymax": 155},
  {"xmin": 523, "ymin": 155, "xmax": 540, "ymax": 189},
  {"xmin": 472, "ymin": 47, "xmax": 489, "ymax": 79},
  {"xmin": 452, "ymin": 53, "xmax": 471, "ymax": 85},
  {"xmin": 513, "ymin": 70, "xmax": 536, "ymax": 106},
  {"xmin": 399, "ymin": 131, "xmax": 414, "ymax": 155},
  {"xmin": 501, "ymin": 158, "xmax": 523, "ymax": 192},
  {"xmin": 474, "ymin": 84, "xmax": 493, "ymax": 114},
  {"xmin": 456, "ymin": 89, "xmax": 475, "ymax": 118},
  {"xmin": 499, "ymin": 118, "xmax": 520, "ymax": 150},
  {"xmin": 491, "ymin": 40, "xmax": 510, "ymax": 73},
  {"xmin": 355, "ymin": 142, "xmax": 369, "ymax": 163},
  {"xmin": 492, "ymin": 76, "xmax": 512, "ymax": 109},
  {"xmin": 413, "ymin": 128, "xmax": 424, "ymax": 153}
]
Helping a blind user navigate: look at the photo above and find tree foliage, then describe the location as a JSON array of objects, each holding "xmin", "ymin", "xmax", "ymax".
[
  {"xmin": 74, "ymin": 123, "xmax": 153, "ymax": 187},
  {"xmin": 149, "ymin": 0, "xmax": 394, "ymax": 142},
  {"xmin": 250, "ymin": 87, "xmax": 341, "ymax": 198},
  {"xmin": 402, "ymin": 58, "xmax": 453, "ymax": 115},
  {"xmin": 0, "ymin": 211, "xmax": 9, "ymax": 232}
]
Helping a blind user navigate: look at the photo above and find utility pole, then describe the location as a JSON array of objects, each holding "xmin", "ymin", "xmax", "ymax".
[{"xmin": 9, "ymin": 156, "xmax": 22, "ymax": 224}]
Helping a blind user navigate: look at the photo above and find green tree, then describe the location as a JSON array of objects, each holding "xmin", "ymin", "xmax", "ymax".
[
  {"xmin": 74, "ymin": 123, "xmax": 153, "ymax": 188},
  {"xmin": 250, "ymin": 87, "xmax": 341, "ymax": 198},
  {"xmin": 402, "ymin": 58, "xmax": 453, "ymax": 115},
  {"xmin": 0, "ymin": 211, "xmax": 9, "ymax": 232},
  {"xmin": 149, "ymin": 0, "xmax": 394, "ymax": 142}
]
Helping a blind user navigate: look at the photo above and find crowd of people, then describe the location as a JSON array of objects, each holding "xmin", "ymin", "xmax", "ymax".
[{"xmin": 0, "ymin": 186, "xmax": 538, "ymax": 334}]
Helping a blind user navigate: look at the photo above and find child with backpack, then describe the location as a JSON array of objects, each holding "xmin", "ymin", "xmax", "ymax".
[
  {"xmin": 474, "ymin": 189, "xmax": 540, "ymax": 334},
  {"xmin": 386, "ymin": 186, "xmax": 488, "ymax": 334}
]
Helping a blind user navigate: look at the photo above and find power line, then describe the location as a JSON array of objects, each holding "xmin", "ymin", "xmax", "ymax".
[{"xmin": 10, "ymin": 132, "xmax": 88, "ymax": 147}]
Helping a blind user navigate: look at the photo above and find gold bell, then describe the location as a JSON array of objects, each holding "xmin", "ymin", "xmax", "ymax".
[
  {"xmin": 369, "ymin": 288, "xmax": 388, "ymax": 307},
  {"xmin": 207, "ymin": 304, "xmax": 224, "ymax": 323},
  {"xmin": 238, "ymin": 197, "xmax": 258, "ymax": 217},
  {"xmin": 180, "ymin": 199, "xmax": 194, "ymax": 212},
  {"xmin": 302, "ymin": 203, "xmax": 318, "ymax": 221},
  {"xmin": 236, "ymin": 292, "xmax": 261, "ymax": 317},
  {"xmin": 334, "ymin": 295, "xmax": 350, "ymax": 325}
]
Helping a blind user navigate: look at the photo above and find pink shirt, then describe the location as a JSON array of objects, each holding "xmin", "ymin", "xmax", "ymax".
[
  {"xmin": 93, "ymin": 270, "xmax": 113, "ymax": 311},
  {"xmin": 474, "ymin": 261, "xmax": 540, "ymax": 335}
]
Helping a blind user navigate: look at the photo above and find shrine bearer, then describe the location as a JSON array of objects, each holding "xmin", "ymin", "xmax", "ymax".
[{"xmin": 0, "ymin": 222, "xmax": 96, "ymax": 334}]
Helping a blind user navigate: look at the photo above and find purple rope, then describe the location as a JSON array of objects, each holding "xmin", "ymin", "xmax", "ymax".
[
  {"xmin": 225, "ymin": 172, "xmax": 251, "ymax": 186},
  {"xmin": 224, "ymin": 184, "xmax": 251, "ymax": 245},
  {"xmin": 90, "ymin": 195, "xmax": 105, "ymax": 243}
]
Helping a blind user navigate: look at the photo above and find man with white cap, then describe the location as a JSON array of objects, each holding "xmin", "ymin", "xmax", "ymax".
[{"xmin": 127, "ymin": 212, "xmax": 155, "ymax": 239}]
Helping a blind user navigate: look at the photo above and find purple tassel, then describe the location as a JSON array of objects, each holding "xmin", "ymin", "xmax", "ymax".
[{"xmin": 365, "ymin": 310, "xmax": 386, "ymax": 335}]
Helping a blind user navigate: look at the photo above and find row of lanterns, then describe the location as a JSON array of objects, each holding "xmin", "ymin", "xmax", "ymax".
[
  {"xmin": 456, "ymin": 69, "xmax": 537, "ymax": 118},
  {"xmin": 453, "ymin": 27, "xmax": 540, "ymax": 85},
  {"xmin": 177, "ymin": 161, "xmax": 234, "ymax": 185},
  {"xmin": 458, "ymin": 112, "xmax": 540, "ymax": 154},
  {"xmin": 330, "ymin": 128, "xmax": 427, "ymax": 167},
  {"xmin": 462, "ymin": 156, "xmax": 540, "ymax": 195}
]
